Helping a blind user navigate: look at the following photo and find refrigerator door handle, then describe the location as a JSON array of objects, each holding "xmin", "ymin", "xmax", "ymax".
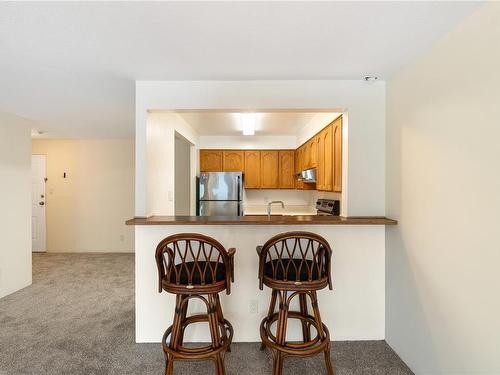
[
  {"xmin": 237, "ymin": 175, "xmax": 242, "ymax": 216},
  {"xmin": 196, "ymin": 176, "xmax": 200, "ymax": 216},
  {"xmin": 237, "ymin": 175, "xmax": 241, "ymax": 201}
]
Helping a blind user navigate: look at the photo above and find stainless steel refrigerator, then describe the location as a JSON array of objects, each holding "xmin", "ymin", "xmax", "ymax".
[{"xmin": 196, "ymin": 172, "xmax": 243, "ymax": 216}]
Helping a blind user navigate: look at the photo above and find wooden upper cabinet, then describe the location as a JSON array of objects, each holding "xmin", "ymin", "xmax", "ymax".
[
  {"xmin": 294, "ymin": 149, "xmax": 303, "ymax": 190},
  {"xmin": 199, "ymin": 115, "xmax": 342, "ymax": 192},
  {"xmin": 316, "ymin": 133, "xmax": 325, "ymax": 191},
  {"xmin": 223, "ymin": 150, "xmax": 244, "ymax": 172},
  {"xmin": 302, "ymin": 142, "xmax": 311, "ymax": 170},
  {"xmin": 332, "ymin": 118, "xmax": 343, "ymax": 192},
  {"xmin": 279, "ymin": 150, "xmax": 295, "ymax": 189},
  {"xmin": 200, "ymin": 150, "xmax": 223, "ymax": 172},
  {"xmin": 321, "ymin": 125, "xmax": 334, "ymax": 191},
  {"xmin": 296, "ymin": 146, "xmax": 303, "ymax": 173},
  {"xmin": 303, "ymin": 138, "xmax": 318, "ymax": 169},
  {"xmin": 260, "ymin": 150, "xmax": 279, "ymax": 189},
  {"xmin": 244, "ymin": 150, "xmax": 261, "ymax": 188},
  {"xmin": 309, "ymin": 137, "xmax": 318, "ymax": 168}
]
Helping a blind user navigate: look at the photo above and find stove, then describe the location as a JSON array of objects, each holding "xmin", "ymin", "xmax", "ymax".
[{"xmin": 316, "ymin": 199, "xmax": 340, "ymax": 216}]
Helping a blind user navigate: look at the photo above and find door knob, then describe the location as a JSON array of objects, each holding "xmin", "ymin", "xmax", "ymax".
[{"xmin": 39, "ymin": 201, "xmax": 45, "ymax": 206}]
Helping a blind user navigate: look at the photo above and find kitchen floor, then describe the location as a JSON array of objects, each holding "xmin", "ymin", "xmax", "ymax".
[{"xmin": 0, "ymin": 253, "xmax": 413, "ymax": 375}]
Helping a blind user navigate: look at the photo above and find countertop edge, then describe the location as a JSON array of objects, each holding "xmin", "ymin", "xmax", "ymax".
[{"xmin": 126, "ymin": 216, "xmax": 398, "ymax": 226}]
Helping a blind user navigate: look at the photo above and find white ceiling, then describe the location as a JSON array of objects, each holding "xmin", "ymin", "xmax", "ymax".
[
  {"xmin": 177, "ymin": 112, "xmax": 321, "ymax": 136},
  {"xmin": 0, "ymin": 2, "xmax": 482, "ymax": 138}
]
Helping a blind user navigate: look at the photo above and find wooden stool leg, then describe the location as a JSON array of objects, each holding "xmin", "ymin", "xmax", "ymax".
[
  {"xmin": 169, "ymin": 295, "xmax": 183, "ymax": 349},
  {"xmin": 272, "ymin": 291, "xmax": 288, "ymax": 375},
  {"xmin": 162, "ymin": 293, "xmax": 231, "ymax": 375},
  {"xmin": 272, "ymin": 351, "xmax": 284, "ymax": 375},
  {"xmin": 215, "ymin": 353, "xmax": 226, "ymax": 375},
  {"xmin": 324, "ymin": 342, "xmax": 335, "ymax": 375},
  {"xmin": 208, "ymin": 293, "xmax": 226, "ymax": 375},
  {"xmin": 261, "ymin": 289, "xmax": 278, "ymax": 350},
  {"xmin": 165, "ymin": 354, "xmax": 174, "ymax": 375},
  {"xmin": 299, "ymin": 293, "xmax": 311, "ymax": 343},
  {"xmin": 215, "ymin": 294, "xmax": 230, "ymax": 352},
  {"xmin": 310, "ymin": 291, "xmax": 325, "ymax": 339},
  {"xmin": 208, "ymin": 294, "xmax": 221, "ymax": 348},
  {"xmin": 311, "ymin": 291, "xmax": 334, "ymax": 375},
  {"xmin": 164, "ymin": 295, "xmax": 184, "ymax": 375},
  {"xmin": 178, "ymin": 295, "xmax": 189, "ymax": 346}
]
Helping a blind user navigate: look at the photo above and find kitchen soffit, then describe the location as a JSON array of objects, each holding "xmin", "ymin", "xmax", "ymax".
[{"xmin": 176, "ymin": 112, "xmax": 342, "ymax": 136}]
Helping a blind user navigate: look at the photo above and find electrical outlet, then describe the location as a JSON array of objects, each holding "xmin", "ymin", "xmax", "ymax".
[{"xmin": 249, "ymin": 299, "xmax": 258, "ymax": 314}]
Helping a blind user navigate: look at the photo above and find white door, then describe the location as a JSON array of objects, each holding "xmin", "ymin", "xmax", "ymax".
[{"xmin": 32, "ymin": 155, "xmax": 46, "ymax": 252}]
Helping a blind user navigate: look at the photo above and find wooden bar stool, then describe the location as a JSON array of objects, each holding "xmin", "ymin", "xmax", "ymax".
[
  {"xmin": 155, "ymin": 233, "xmax": 236, "ymax": 375},
  {"xmin": 257, "ymin": 231, "xmax": 334, "ymax": 375}
]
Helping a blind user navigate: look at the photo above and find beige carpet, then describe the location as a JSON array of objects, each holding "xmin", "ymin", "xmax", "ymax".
[{"xmin": 0, "ymin": 253, "xmax": 413, "ymax": 375}]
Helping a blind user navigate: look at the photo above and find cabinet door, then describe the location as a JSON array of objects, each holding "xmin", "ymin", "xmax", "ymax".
[
  {"xmin": 260, "ymin": 150, "xmax": 279, "ymax": 189},
  {"xmin": 333, "ymin": 118, "xmax": 343, "ymax": 192},
  {"xmin": 316, "ymin": 134, "xmax": 325, "ymax": 190},
  {"xmin": 223, "ymin": 150, "xmax": 244, "ymax": 172},
  {"xmin": 322, "ymin": 125, "xmax": 334, "ymax": 191},
  {"xmin": 310, "ymin": 138, "xmax": 318, "ymax": 168},
  {"xmin": 279, "ymin": 150, "xmax": 295, "ymax": 189},
  {"xmin": 244, "ymin": 150, "xmax": 261, "ymax": 188},
  {"xmin": 303, "ymin": 142, "xmax": 311, "ymax": 170},
  {"xmin": 200, "ymin": 150, "xmax": 223, "ymax": 172},
  {"xmin": 296, "ymin": 146, "xmax": 303, "ymax": 172},
  {"xmin": 295, "ymin": 149, "xmax": 303, "ymax": 190}
]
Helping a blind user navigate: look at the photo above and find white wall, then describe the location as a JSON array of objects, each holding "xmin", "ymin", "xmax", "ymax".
[
  {"xmin": 135, "ymin": 82, "xmax": 386, "ymax": 344},
  {"xmin": 244, "ymin": 189, "xmax": 313, "ymax": 207},
  {"xmin": 146, "ymin": 112, "xmax": 198, "ymax": 216},
  {"xmin": 310, "ymin": 190, "xmax": 342, "ymax": 205},
  {"xmin": 0, "ymin": 112, "xmax": 32, "ymax": 298},
  {"xmin": 32, "ymin": 139, "xmax": 135, "ymax": 253},
  {"xmin": 174, "ymin": 134, "xmax": 191, "ymax": 215},
  {"xmin": 244, "ymin": 190, "xmax": 340, "ymax": 209},
  {"xmin": 136, "ymin": 224, "xmax": 385, "ymax": 343},
  {"xmin": 135, "ymin": 80, "xmax": 386, "ymax": 217},
  {"xmin": 199, "ymin": 135, "xmax": 297, "ymax": 149},
  {"xmin": 296, "ymin": 113, "xmax": 341, "ymax": 146},
  {"xmin": 386, "ymin": 3, "xmax": 500, "ymax": 374}
]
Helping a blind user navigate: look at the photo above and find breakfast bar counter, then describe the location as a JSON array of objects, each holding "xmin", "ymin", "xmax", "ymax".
[
  {"xmin": 131, "ymin": 215, "xmax": 396, "ymax": 344},
  {"xmin": 126, "ymin": 215, "xmax": 397, "ymax": 226}
]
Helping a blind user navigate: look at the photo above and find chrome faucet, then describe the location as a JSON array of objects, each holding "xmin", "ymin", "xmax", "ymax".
[{"xmin": 267, "ymin": 201, "xmax": 285, "ymax": 218}]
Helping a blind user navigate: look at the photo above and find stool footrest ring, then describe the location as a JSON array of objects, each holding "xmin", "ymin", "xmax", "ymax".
[
  {"xmin": 162, "ymin": 314, "xmax": 233, "ymax": 361},
  {"xmin": 260, "ymin": 311, "xmax": 330, "ymax": 357}
]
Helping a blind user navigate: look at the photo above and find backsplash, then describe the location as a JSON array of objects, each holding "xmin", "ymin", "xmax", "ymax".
[
  {"xmin": 310, "ymin": 190, "xmax": 342, "ymax": 203},
  {"xmin": 243, "ymin": 189, "xmax": 313, "ymax": 206},
  {"xmin": 243, "ymin": 189, "xmax": 342, "ymax": 211}
]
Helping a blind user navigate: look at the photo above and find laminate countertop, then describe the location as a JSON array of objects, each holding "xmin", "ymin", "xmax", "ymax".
[{"xmin": 126, "ymin": 215, "xmax": 397, "ymax": 226}]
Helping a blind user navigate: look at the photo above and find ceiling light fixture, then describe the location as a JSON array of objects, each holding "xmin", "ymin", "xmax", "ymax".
[{"xmin": 241, "ymin": 113, "xmax": 256, "ymax": 136}]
